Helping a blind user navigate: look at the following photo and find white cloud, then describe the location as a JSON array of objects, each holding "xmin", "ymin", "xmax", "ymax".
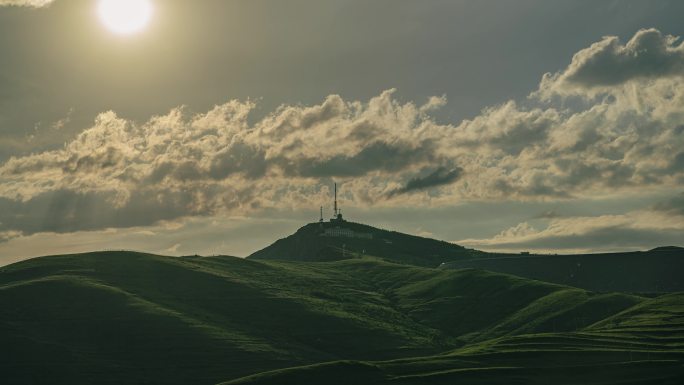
[
  {"xmin": 538, "ymin": 28, "xmax": 684, "ymax": 98},
  {"xmin": 1, "ymin": 29, "xmax": 684, "ymax": 244},
  {"xmin": 459, "ymin": 208, "xmax": 684, "ymax": 253},
  {"xmin": 0, "ymin": 0, "xmax": 55, "ymax": 7}
]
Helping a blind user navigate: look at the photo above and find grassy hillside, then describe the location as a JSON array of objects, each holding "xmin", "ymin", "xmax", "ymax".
[
  {"xmin": 248, "ymin": 221, "xmax": 482, "ymax": 267},
  {"xmin": 249, "ymin": 222, "xmax": 683, "ymax": 294},
  {"xmin": 224, "ymin": 351, "xmax": 684, "ymax": 385},
  {"xmin": 224, "ymin": 294, "xmax": 684, "ymax": 384},
  {"xmin": 1, "ymin": 251, "xmax": 682, "ymax": 384},
  {"xmin": 441, "ymin": 246, "xmax": 684, "ymax": 293}
]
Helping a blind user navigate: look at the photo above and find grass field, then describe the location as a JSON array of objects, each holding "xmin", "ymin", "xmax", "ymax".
[
  {"xmin": 223, "ymin": 292, "xmax": 684, "ymax": 384},
  {"xmin": 1, "ymin": 251, "xmax": 682, "ymax": 384}
]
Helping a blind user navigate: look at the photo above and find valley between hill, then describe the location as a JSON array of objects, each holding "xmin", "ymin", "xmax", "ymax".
[{"xmin": 1, "ymin": 251, "xmax": 682, "ymax": 384}]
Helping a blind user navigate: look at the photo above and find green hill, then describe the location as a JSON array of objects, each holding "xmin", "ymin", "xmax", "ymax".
[
  {"xmin": 248, "ymin": 222, "xmax": 683, "ymax": 294},
  {"xmin": 2, "ymin": 251, "xmax": 683, "ymax": 384},
  {"xmin": 223, "ymin": 293, "xmax": 684, "ymax": 385},
  {"xmin": 247, "ymin": 221, "xmax": 482, "ymax": 267},
  {"xmin": 440, "ymin": 246, "xmax": 684, "ymax": 293}
]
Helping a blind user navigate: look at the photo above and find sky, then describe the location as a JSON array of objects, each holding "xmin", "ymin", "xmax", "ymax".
[{"xmin": 1, "ymin": 0, "xmax": 684, "ymax": 265}]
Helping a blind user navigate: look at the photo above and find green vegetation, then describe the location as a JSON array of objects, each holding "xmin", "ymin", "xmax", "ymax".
[
  {"xmin": 223, "ymin": 292, "xmax": 684, "ymax": 384},
  {"xmin": 1, "ymin": 251, "xmax": 682, "ymax": 384},
  {"xmin": 441, "ymin": 247, "xmax": 684, "ymax": 293},
  {"xmin": 250, "ymin": 222, "xmax": 684, "ymax": 294},
  {"xmin": 248, "ymin": 221, "xmax": 483, "ymax": 266}
]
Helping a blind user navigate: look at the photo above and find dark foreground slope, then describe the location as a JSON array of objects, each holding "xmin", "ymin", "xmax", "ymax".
[
  {"xmin": 225, "ymin": 330, "xmax": 684, "ymax": 384},
  {"xmin": 248, "ymin": 221, "xmax": 482, "ymax": 267},
  {"xmin": 1, "ymin": 251, "xmax": 682, "ymax": 385},
  {"xmin": 223, "ymin": 292, "xmax": 684, "ymax": 385},
  {"xmin": 441, "ymin": 246, "xmax": 684, "ymax": 293}
]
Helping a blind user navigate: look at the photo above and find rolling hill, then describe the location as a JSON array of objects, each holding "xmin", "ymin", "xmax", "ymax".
[
  {"xmin": 247, "ymin": 221, "xmax": 483, "ymax": 267},
  {"xmin": 250, "ymin": 221, "xmax": 684, "ymax": 293},
  {"xmin": 222, "ymin": 291, "xmax": 684, "ymax": 385},
  {"xmin": 440, "ymin": 246, "xmax": 684, "ymax": 293},
  {"xmin": 1, "ymin": 250, "xmax": 683, "ymax": 384}
]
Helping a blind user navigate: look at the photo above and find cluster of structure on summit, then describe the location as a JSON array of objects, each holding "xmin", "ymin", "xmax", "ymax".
[{"xmin": 317, "ymin": 183, "xmax": 373, "ymax": 239}]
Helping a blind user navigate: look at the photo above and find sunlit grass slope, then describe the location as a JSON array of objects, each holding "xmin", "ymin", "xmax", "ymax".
[{"xmin": 1, "ymin": 251, "xmax": 681, "ymax": 384}]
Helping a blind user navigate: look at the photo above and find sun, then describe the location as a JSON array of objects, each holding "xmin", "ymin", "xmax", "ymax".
[{"xmin": 98, "ymin": 0, "xmax": 153, "ymax": 35}]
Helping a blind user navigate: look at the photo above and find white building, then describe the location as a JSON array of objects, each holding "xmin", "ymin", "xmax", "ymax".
[{"xmin": 322, "ymin": 227, "xmax": 373, "ymax": 239}]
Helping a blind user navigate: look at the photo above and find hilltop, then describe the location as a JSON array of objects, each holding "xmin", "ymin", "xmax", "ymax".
[
  {"xmin": 1, "ymin": 251, "xmax": 683, "ymax": 384},
  {"xmin": 248, "ymin": 220, "xmax": 684, "ymax": 293},
  {"xmin": 248, "ymin": 221, "xmax": 483, "ymax": 267}
]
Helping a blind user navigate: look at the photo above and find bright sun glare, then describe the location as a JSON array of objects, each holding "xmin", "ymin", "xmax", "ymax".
[{"xmin": 98, "ymin": 0, "xmax": 153, "ymax": 35}]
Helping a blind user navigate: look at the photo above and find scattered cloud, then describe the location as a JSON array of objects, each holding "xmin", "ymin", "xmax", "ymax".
[
  {"xmin": 652, "ymin": 192, "xmax": 684, "ymax": 216},
  {"xmin": 1, "ymin": 29, "xmax": 684, "ymax": 247},
  {"xmin": 459, "ymin": 208, "xmax": 684, "ymax": 253},
  {"xmin": 387, "ymin": 167, "xmax": 462, "ymax": 197},
  {"xmin": 538, "ymin": 28, "xmax": 684, "ymax": 96},
  {"xmin": 533, "ymin": 210, "xmax": 563, "ymax": 219}
]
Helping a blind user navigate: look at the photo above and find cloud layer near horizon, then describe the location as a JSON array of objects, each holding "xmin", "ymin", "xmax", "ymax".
[
  {"xmin": 459, "ymin": 207, "xmax": 684, "ymax": 253},
  {"xmin": 1, "ymin": 28, "xmax": 684, "ymax": 249}
]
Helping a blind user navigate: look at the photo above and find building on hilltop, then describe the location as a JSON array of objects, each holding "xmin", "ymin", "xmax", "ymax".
[{"xmin": 322, "ymin": 226, "xmax": 373, "ymax": 239}]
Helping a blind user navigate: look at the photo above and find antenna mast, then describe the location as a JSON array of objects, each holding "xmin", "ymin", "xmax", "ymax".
[{"xmin": 334, "ymin": 182, "xmax": 338, "ymax": 216}]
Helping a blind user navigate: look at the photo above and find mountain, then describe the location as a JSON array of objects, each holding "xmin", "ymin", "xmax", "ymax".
[
  {"xmin": 2, "ymin": 251, "xmax": 683, "ymax": 384},
  {"xmin": 248, "ymin": 221, "xmax": 483, "ymax": 267}
]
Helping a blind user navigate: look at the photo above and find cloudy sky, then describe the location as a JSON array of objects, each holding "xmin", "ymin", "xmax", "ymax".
[{"xmin": 1, "ymin": 0, "xmax": 684, "ymax": 265}]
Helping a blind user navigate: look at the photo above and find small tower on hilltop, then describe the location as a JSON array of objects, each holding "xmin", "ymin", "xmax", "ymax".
[{"xmin": 331, "ymin": 182, "xmax": 344, "ymax": 223}]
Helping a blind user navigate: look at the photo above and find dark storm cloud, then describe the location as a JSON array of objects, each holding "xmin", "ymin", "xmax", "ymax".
[{"xmin": 387, "ymin": 167, "xmax": 462, "ymax": 197}]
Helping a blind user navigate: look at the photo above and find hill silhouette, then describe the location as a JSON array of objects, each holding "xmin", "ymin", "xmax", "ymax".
[
  {"xmin": 249, "ymin": 221, "xmax": 684, "ymax": 293},
  {"xmin": 440, "ymin": 247, "xmax": 684, "ymax": 293},
  {"xmin": 1, "ymin": 251, "xmax": 683, "ymax": 384},
  {"xmin": 248, "ymin": 221, "xmax": 482, "ymax": 266}
]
